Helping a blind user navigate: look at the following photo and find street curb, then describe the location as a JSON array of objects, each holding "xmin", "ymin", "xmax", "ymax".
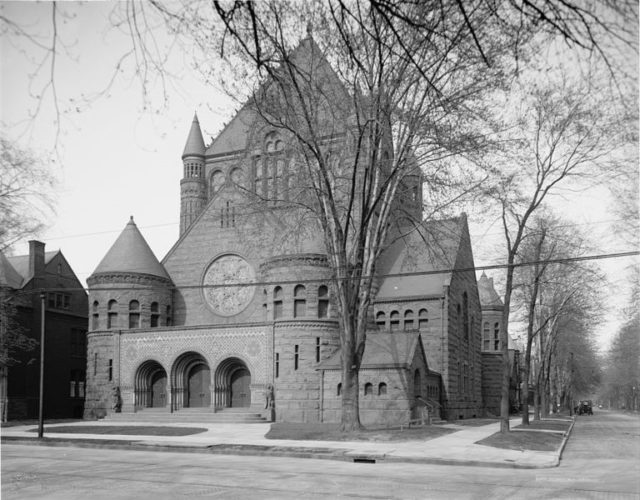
[
  {"xmin": 556, "ymin": 416, "xmax": 576, "ymax": 465},
  {"xmin": 1, "ymin": 436, "xmax": 556, "ymax": 469}
]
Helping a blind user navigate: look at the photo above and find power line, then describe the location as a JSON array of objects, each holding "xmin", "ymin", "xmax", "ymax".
[{"xmin": 9, "ymin": 249, "xmax": 639, "ymax": 296}]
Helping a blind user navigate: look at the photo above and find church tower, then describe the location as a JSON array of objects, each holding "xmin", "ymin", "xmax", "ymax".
[{"xmin": 180, "ymin": 113, "xmax": 207, "ymax": 236}]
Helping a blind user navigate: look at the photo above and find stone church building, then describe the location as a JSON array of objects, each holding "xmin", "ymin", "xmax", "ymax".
[{"xmin": 84, "ymin": 35, "xmax": 495, "ymax": 424}]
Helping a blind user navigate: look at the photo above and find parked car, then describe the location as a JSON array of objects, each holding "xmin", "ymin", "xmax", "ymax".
[{"xmin": 577, "ymin": 400, "xmax": 593, "ymax": 415}]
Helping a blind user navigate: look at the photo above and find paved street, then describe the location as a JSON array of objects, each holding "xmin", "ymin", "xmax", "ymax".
[{"xmin": 2, "ymin": 411, "xmax": 638, "ymax": 499}]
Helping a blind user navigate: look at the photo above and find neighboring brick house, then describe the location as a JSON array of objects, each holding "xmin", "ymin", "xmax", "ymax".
[
  {"xmin": 478, "ymin": 272, "xmax": 521, "ymax": 415},
  {"xmin": 84, "ymin": 34, "xmax": 493, "ymax": 424},
  {"xmin": 0, "ymin": 241, "xmax": 88, "ymax": 420}
]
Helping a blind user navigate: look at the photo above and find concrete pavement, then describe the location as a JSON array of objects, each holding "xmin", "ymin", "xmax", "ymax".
[{"xmin": 0, "ymin": 417, "xmax": 572, "ymax": 469}]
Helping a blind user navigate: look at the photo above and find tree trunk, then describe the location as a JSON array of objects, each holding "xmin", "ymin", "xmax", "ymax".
[
  {"xmin": 340, "ymin": 358, "xmax": 361, "ymax": 431},
  {"xmin": 521, "ymin": 334, "xmax": 534, "ymax": 426}
]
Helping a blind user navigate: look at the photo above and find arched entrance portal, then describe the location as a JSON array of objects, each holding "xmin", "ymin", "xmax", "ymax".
[
  {"xmin": 172, "ymin": 352, "xmax": 211, "ymax": 410},
  {"xmin": 135, "ymin": 360, "xmax": 167, "ymax": 409},
  {"xmin": 215, "ymin": 358, "xmax": 251, "ymax": 409}
]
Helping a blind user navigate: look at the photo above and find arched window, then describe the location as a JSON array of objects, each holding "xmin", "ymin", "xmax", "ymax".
[
  {"xmin": 494, "ymin": 322, "xmax": 500, "ymax": 350},
  {"xmin": 230, "ymin": 167, "xmax": 244, "ymax": 188},
  {"xmin": 273, "ymin": 286, "xmax": 283, "ymax": 320},
  {"xmin": 418, "ymin": 309, "xmax": 428, "ymax": 329},
  {"xmin": 390, "ymin": 310, "xmax": 400, "ymax": 332},
  {"xmin": 376, "ymin": 311, "xmax": 386, "ymax": 329},
  {"xmin": 150, "ymin": 302, "xmax": 159, "ymax": 328},
  {"xmin": 210, "ymin": 170, "xmax": 224, "ymax": 195},
  {"xmin": 414, "ymin": 369, "xmax": 421, "ymax": 398},
  {"xmin": 263, "ymin": 289, "xmax": 268, "ymax": 320},
  {"xmin": 463, "ymin": 292, "xmax": 469, "ymax": 342},
  {"xmin": 337, "ymin": 383, "xmax": 342, "ymax": 396},
  {"xmin": 253, "ymin": 156, "xmax": 264, "ymax": 197},
  {"xmin": 92, "ymin": 301, "xmax": 99, "ymax": 330},
  {"xmin": 107, "ymin": 300, "xmax": 118, "ymax": 329},
  {"xmin": 318, "ymin": 285, "xmax": 329, "ymax": 318},
  {"xmin": 129, "ymin": 300, "xmax": 140, "ymax": 329},
  {"xmin": 264, "ymin": 132, "xmax": 285, "ymax": 201},
  {"xmin": 364, "ymin": 383, "xmax": 373, "ymax": 396},
  {"xmin": 404, "ymin": 310, "xmax": 414, "ymax": 330},
  {"xmin": 294, "ymin": 285, "xmax": 306, "ymax": 318},
  {"xmin": 166, "ymin": 305, "xmax": 172, "ymax": 326},
  {"xmin": 378, "ymin": 382, "xmax": 387, "ymax": 396},
  {"xmin": 457, "ymin": 303, "xmax": 462, "ymax": 338}
]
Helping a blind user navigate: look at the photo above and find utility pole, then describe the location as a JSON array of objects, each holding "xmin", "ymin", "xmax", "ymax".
[{"xmin": 38, "ymin": 291, "xmax": 45, "ymax": 439}]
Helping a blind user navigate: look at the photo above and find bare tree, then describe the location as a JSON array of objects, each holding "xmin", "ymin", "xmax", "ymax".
[
  {"xmin": 0, "ymin": 136, "xmax": 57, "ymax": 253},
  {"xmin": 514, "ymin": 214, "xmax": 602, "ymax": 423},
  {"xmin": 484, "ymin": 64, "xmax": 630, "ymax": 431}
]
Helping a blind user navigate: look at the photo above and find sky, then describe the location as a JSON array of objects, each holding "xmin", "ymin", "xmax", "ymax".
[{"xmin": 1, "ymin": 1, "xmax": 637, "ymax": 352}]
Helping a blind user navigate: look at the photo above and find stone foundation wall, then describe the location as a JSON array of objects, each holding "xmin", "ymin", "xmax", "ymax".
[
  {"xmin": 84, "ymin": 330, "xmax": 116, "ymax": 419},
  {"xmin": 273, "ymin": 320, "xmax": 340, "ymax": 423}
]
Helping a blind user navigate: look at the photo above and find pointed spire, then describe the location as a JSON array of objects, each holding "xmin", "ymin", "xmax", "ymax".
[
  {"xmin": 182, "ymin": 112, "xmax": 206, "ymax": 158},
  {"xmin": 91, "ymin": 217, "xmax": 170, "ymax": 279}
]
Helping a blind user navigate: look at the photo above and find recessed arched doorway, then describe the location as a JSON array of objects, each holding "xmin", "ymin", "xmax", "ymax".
[
  {"xmin": 214, "ymin": 358, "xmax": 251, "ymax": 409},
  {"xmin": 135, "ymin": 360, "xmax": 168, "ymax": 409},
  {"xmin": 171, "ymin": 352, "xmax": 211, "ymax": 410}
]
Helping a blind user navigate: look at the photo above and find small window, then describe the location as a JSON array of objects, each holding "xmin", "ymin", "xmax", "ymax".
[
  {"xmin": 418, "ymin": 308, "xmax": 428, "ymax": 329},
  {"xmin": 92, "ymin": 301, "xmax": 99, "ymax": 330},
  {"xmin": 273, "ymin": 286, "xmax": 283, "ymax": 320},
  {"xmin": 483, "ymin": 322, "xmax": 490, "ymax": 350},
  {"xmin": 150, "ymin": 302, "xmax": 159, "ymax": 328},
  {"xmin": 294, "ymin": 344, "xmax": 299, "ymax": 370},
  {"xmin": 376, "ymin": 311, "xmax": 386, "ymax": 329},
  {"xmin": 275, "ymin": 353, "xmax": 280, "ymax": 378},
  {"xmin": 294, "ymin": 285, "xmax": 306, "ymax": 318},
  {"xmin": 463, "ymin": 292, "xmax": 469, "ymax": 342},
  {"xmin": 390, "ymin": 311, "xmax": 400, "ymax": 332},
  {"xmin": 404, "ymin": 310, "xmax": 414, "ymax": 330},
  {"xmin": 108, "ymin": 359, "xmax": 113, "ymax": 381},
  {"xmin": 364, "ymin": 383, "xmax": 373, "ymax": 396},
  {"xmin": 378, "ymin": 382, "xmax": 387, "ymax": 396},
  {"xmin": 316, "ymin": 337, "xmax": 320, "ymax": 363},
  {"xmin": 129, "ymin": 300, "xmax": 140, "ymax": 329},
  {"xmin": 414, "ymin": 369, "xmax": 421, "ymax": 398},
  {"xmin": 166, "ymin": 306, "xmax": 172, "ymax": 326},
  {"xmin": 494, "ymin": 322, "xmax": 500, "ymax": 350},
  {"xmin": 337, "ymin": 383, "xmax": 342, "ymax": 396},
  {"xmin": 107, "ymin": 300, "xmax": 118, "ymax": 329},
  {"xmin": 318, "ymin": 285, "xmax": 329, "ymax": 318}
]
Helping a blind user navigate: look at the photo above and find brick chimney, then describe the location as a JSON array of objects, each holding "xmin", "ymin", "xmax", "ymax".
[{"xmin": 28, "ymin": 240, "xmax": 45, "ymax": 279}]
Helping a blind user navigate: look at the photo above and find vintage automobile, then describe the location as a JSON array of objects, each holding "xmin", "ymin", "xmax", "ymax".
[{"xmin": 576, "ymin": 400, "xmax": 594, "ymax": 415}]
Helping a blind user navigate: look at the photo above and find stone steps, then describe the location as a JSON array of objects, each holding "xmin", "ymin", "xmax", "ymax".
[{"xmin": 104, "ymin": 408, "xmax": 269, "ymax": 424}]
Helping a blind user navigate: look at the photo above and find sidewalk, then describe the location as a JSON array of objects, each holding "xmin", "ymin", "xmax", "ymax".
[{"xmin": 0, "ymin": 417, "xmax": 570, "ymax": 469}]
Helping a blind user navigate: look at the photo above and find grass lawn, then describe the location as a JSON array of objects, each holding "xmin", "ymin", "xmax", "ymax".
[
  {"xmin": 27, "ymin": 425, "xmax": 208, "ymax": 436},
  {"xmin": 477, "ymin": 430, "xmax": 564, "ymax": 451},
  {"xmin": 448, "ymin": 418, "xmax": 500, "ymax": 427},
  {"xmin": 513, "ymin": 419, "xmax": 572, "ymax": 432},
  {"xmin": 266, "ymin": 423, "xmax": 455, "ymax": 442}
]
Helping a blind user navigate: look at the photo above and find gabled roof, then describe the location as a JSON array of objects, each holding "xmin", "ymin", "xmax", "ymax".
[
  {"xmin": 318, "ymin": 332, "xmax": 428, "ymax": 370},
  {"xmin": 5, "ymin": 251, "xmax": 58, "ymax": 285},
  {"xmin": 0, "ymin": 251, "xmax": 24, "ymax": 289},
  {"xmin": 477, "ymin": 272, "xmax": 503, "ymax": 307},
  {"xmin": 182, "ymin": 113, "xmax": 206, "ymax": 158},
  {"xmin": 206, "ymin": 34, "xmax": 350, "ymax": 158},
  {"xmin": 91, "ymin": 217, "xmax": 170, "ymax": 279},
  {"xmin": 375, "ymin": 216, "xmax": 464, "ymax": 300}
]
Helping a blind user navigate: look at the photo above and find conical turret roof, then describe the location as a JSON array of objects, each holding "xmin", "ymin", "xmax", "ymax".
[
  {"xmin": 477, "ymin": 272, "xmax": 503, "ymax": 307},
  {"xmin": 182, "ymin": 113, "xmax": 206, "ymax": 158},
  {"xmin": 91, "ymin": 217, "xmax": 170, "ymax": 280}
]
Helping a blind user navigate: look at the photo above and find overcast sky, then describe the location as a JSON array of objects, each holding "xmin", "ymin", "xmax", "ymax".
[{"xmin": 1, "ymin": 1, "xmax": 637, "ymax": 351}]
